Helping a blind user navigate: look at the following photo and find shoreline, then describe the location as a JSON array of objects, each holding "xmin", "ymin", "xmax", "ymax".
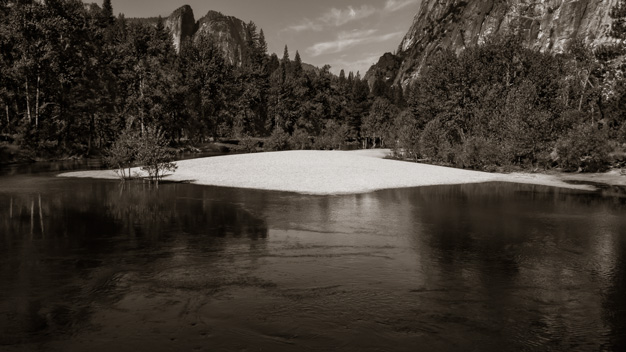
[{"xmin": 57, "ymin": 149, "xmax": 626, "ymax": 195}]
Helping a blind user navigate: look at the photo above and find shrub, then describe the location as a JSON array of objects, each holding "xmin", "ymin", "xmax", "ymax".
[
  {"xmin": 457, "ymin": 136, "xmax": 503, "ymax": 170},
  {"xmin": 264, "ymin": 127, "xmax": 290, "ymax": 151},
  {"xmin": 420, "ymin": 118, "xmax": 455, "ymax": 162},
  {"xmin": 312, "ymin": 134, "xmax": 332, "ymax": 150},
  {"xmin": 137, "ymin": 126, "xmax": 178, "ymax": 183},
  {"xmin": 240, "ymin": 134, "xmax": 258, "ymax": 153},
  {"xmin": 104, "ymin": 128, "xmax": 139, "ymax": 180},
  {"xmin": 105, "ymin": 126, "xmax": 177, "ymax": 183},
  {"xmin": 555, "ymin": 124, "xmax": 612, "ymax": 172},
  {"xmin": 290, "ymin": 129, "xmax": 310, "ymax": 150},
  {"xmin": 394, "ymin": 110, "xmax": 421, "ymax": 161}
]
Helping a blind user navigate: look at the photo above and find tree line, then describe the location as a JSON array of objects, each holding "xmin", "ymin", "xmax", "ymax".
[
  {"xmin": 0, "ymin": 0, "xmax": 377, "ymax": 158},
  {"xmin": 1, "ymin": 0, "xmax": 625, "ymax": 172}
]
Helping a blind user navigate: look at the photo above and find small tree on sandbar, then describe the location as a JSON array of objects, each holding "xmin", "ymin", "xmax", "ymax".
[
  {"xmin": 136, "ymin": 126, "xmax": 177, "ymax": 184},
  {"xmin": 105, "ymin": 125, "xmax": 177, "ymax": 183},
  {"xmin": 104, "ymin": 127, "xmax": 139, "ymax": 180}
]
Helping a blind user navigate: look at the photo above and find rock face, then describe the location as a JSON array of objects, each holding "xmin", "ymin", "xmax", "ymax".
[
  {"xmin": 194, "ymin": 10, "xmax": 251, "ymax": 66},
  {"xmin": 164, "ymin": 6, "xmax": 252, "ymax": 66},
  {"xmin": 367, "ymin": 0, "xmax": 620, "ymax": 87},
  {"xmin": 165, "ymin": 5, "xmax": 196, "ymax": 53}
]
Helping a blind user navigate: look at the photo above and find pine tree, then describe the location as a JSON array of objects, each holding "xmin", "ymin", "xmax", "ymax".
[
  {"xmin": 282, "ymin": 45, "xmax": 290, "ymax": 64},
  {"xmin": 102, "ymin": 0, "xmax": 114, "ymax": 24},
  {"xmin": 293, "ymin": 50, "xmax": 303, "ymax": 76},
  {"xmin": 280, "ymin": 45, "xmax": 291, "ymax": 80},
  {"xmin": 258, "ymin": 29, "xmax": 268, "ymax": 55}
]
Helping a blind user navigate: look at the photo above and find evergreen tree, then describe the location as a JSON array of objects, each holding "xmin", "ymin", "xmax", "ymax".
[
  {"xmin": 102, "ymin": 0, "xmax": 114, "ymax": 24},
  {"xmin": 294, "ymin": 50, "xmax": 303, "ymax": 76}
]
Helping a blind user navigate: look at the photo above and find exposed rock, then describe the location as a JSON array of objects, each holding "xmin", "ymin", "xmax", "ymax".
[
  {"xmin": 194, "ymin": 10, "xmax": 251, "ymax": 66},
  {"xmin": 165, "ymin": 5, "xmax": 196, "ymax": 53},
  {"xmin": 364, "ymin": 52, "xmax": 403, "ymax": 89},
  {"xmin": 367, "ymin": 0, "xmax": 621, "ymax": 87},
  {"xmin": 163, "ymin": 7, "xmax": 252, "ymax": 66}
]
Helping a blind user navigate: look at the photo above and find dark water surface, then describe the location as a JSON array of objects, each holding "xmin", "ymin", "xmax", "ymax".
[{"xmin": 1, "ymin": 169, "xmax": 625, "ymax": 351}]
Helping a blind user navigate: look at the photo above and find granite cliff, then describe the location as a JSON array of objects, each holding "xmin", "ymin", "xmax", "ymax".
[
  {"xmin": 164, "ymin": 6, "xmax": 252, "ymax": 66},
  {"xmin": 164, "ymin": 5, "xmax": 197, "ymax": 53},
  {"xmin": 194, "ymin": 10, "xmax": 252, "ymax": 66},
  {"xmin": 366, "ymin": 0, "xmax": 621, "ymax": 87}
]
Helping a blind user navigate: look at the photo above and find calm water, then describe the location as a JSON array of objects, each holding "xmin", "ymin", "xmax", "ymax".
[{"xmin": 0, "ymin": 166, "xmax": 625, "ymax": 351}]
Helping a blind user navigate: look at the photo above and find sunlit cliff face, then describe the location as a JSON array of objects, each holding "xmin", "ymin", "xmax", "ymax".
[
  {"xmin": 368, "ymin": 0, "xmax": 621, "ymax": 87},
  {"xmin": 165, "ymin": 6, "xmax": 252, "ymax": 66}
]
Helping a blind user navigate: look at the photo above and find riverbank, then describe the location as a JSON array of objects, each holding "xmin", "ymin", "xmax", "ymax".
[{"xmin": 57, "ymin": 149, "xmax": 626, "ymax": 195}]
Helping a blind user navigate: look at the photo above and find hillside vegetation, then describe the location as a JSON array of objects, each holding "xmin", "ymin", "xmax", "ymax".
[{"xmin": 0, "ymin": 0, "xmax": 625, "ymax": 173}]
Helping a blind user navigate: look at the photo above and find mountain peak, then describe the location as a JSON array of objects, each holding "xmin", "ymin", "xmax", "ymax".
[{"xmin": 165, "ymin": 5, "xmax": 196, "ymax": 52}]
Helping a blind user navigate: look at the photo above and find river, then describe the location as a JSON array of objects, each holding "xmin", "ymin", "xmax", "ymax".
[{"xmin": 0, "ymin": 160, "xmax": 625, "ymax": 351}]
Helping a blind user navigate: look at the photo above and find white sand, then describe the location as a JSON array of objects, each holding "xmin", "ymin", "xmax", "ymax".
[{"xmin": 59, "ymin": 149, "xmax": 602, "ymax": 194}]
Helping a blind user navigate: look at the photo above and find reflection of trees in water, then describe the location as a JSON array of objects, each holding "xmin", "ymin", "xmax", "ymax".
[
  {"xmin": 0, "ymin": 181, "xmax": 268, "ymax": 345},
  {"xmin": 603, "ymin": 234, "xmax": 626, "ymax": 350},
  {"xmin": 375, "ymin": 182, "xmax": 626, "ymax": 350}
]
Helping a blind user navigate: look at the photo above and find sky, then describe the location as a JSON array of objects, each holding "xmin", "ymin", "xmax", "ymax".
[{"xmin": 97, "ymin": 0, "xmax": 422, "ymax": 75}]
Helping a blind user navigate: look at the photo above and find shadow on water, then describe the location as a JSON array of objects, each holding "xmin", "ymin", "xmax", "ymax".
[
  {"xmin": 1, "ymin": 177, "xmax": 625, "ymax": 351},
  {"xmin": 0, "ymin": 180, "xmax": 268, "ymax": 346}
]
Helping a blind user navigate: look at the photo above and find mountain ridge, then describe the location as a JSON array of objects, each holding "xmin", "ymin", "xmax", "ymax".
[
  {"xmin": 163, "ymin": 5, "xmax": 252, "ymax": 66},
  {"xmin": 366, "ymin": 0, "xmax": 621, "ymax": 87}
]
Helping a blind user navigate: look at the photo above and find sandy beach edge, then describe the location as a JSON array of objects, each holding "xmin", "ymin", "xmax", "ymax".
[{"xmin": 58, "ymin": 149, "xmax": 625, "ymax": 195}]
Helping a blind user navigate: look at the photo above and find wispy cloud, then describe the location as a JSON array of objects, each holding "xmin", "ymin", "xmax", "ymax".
[
  {"xmin": 326, "ymin": 54, "xmax": 383, "ymax": 75},
  {"xmin": 287, "ymin": 5, "xmax": 376, "ymax": 32},
  {"xmin": 307, "ymin": 30, "xmax": 403, "ymax": 57},
  {"xmin": 384, "ymin": 0, "xmax": 419, "ymax": 12}
]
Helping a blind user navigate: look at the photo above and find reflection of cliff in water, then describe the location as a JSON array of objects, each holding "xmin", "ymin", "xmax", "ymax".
[{"xmin": 0, "ymin": 181, "xmax": 268, "ymax": 345}]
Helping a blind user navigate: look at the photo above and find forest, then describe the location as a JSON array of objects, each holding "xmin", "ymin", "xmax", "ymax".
[{"xmin": 1, "ymin": 0, "xmax": 625, "ymax": 172}]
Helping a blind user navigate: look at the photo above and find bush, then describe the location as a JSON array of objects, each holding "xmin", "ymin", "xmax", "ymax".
[
  {"xmin": 457, "ymin": 136, "xmax": 503, "ymax": 170},
  {"xmin": 264, "ymin": 127, "xmax": 290, "ymax": 151},
  {"xmin": 105, "ymin": 126, "xmax": 177, "ymax": 183},
  {"xmin": 104, "ymin": 128, "xmax": 139, "ymax": 179},
  {"xmin": 394, "ymin": 110, "xmax": 421, "ymax": 161},
  {"xmin": 240, "ymin": 134, "xmax": 258, "ymax": 153},
  {"xmin": 290, "ymin": 129, "xmax": 310, "ymax": 150},
  {"xmin": 419, "ymin": 118, "xmax": 456, "ymax": 163},
  {"xmin": 555, "ymin": 124, "xmax": 612, "ymax": 172},
  {"xmin": 137, "ymin": 126, "xmax": 177, "ymax": 183}
]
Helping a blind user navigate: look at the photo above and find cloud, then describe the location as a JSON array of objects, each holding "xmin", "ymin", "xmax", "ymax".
[
  {"xmin": 384, "ymin": 0, "xmax": 419, "ymax": 12},
  {"xmin": 287, "ymin": 5, "xmax": 376, "ymax": 32},
  {"xmin": 321, "ymin": 5, "xmax": 376, "ymax": 26},
  {"xmin": 307, "ymin": 30, "xmax": 403, "ymax": 57}
]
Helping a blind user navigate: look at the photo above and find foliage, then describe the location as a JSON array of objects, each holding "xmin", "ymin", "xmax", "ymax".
[
  {"xmin": 1, "ymin": 1, "xmax": 625, "ymax": 175},
  {"xmin": 103, "ymin": 127, "xmax": 139, "ymax": 179},
  {"xmin": 290, "ymin": 129, "xmax": 310, "ymax": 150},
  {"xmin": 137, "ymin": 126, "xmax": 177, "ymax": 183},
  {"xmin": 264, "ymin": 127, "xmax": 290, "ymax": 151},
  {"xmin": 105, "ymin": 125, "xmax": 177, "ymax": 182},
  {"xmin": 457, "ymin": 136, "xmax": 503, "ymax": 171},
  {"xmin": 392, "ymin": 110, "xmax": 420, "ymax": 161},
  {"xmin": 555, "ymin": 124, "xmax": 612, "ymax": 172},
  {"xmin": 240, "ymin": 134, "xmax": 258, "ymax": 153}
]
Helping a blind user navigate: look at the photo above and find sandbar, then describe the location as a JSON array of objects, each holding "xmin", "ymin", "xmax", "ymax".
[{"xmin": 56, "ymin": 149, "xmax": 622, "ymax": 194}]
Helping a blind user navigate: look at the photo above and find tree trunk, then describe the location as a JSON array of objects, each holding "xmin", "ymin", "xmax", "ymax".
[
  {"xmin": 25, "ymin": 79, "xmax": 31, "ymax": 124},
  {"xmin": 35, "ymin": 74, "xmax": 40, "ymax": 129},
  {"xmin": 139, "ymin": 77, "xmax": 145, "ymax": 135},
  {"xmin": 87, "ymin": 113, "xmax": 94, "ymax": 155},
  {"xmin": 578, "ymin": 73, "xmax": 588, "ymax": 112}
]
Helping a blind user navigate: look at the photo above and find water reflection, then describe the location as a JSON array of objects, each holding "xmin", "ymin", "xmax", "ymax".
[
  {"xmin": 0, "ymin": 178, "xmax": 625, "ymax": 351},
  {"xmin": 0, "ymin": 180, "xmax": 268, "ymax": 346}
]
